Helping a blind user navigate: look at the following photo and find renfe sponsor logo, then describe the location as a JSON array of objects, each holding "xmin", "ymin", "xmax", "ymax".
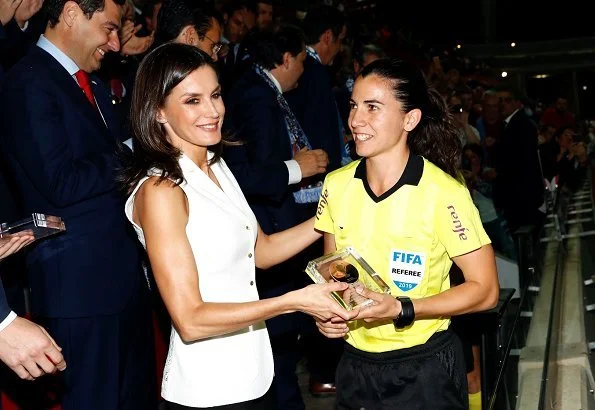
[
  {"xmin": 316, "ymin": 189, "xmax": 329, "ymax": 220},
  {"xmin": 447, "ymin": 205, "xmax": 468, "ymax": 240}
]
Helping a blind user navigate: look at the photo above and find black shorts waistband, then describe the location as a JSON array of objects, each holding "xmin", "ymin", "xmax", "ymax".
[{"xmin": 344, "ymin": 329, "xmax": 454, "ymax": 364}]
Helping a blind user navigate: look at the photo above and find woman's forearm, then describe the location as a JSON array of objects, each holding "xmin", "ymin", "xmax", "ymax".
[
  {"xmin": 174, "ymin": 291, "xmax": 299, "ymax": 342},
  {"xmin": 255, "ymin": 216, "xmax": 322, "ymax": 269},
  {"xmin": 412, "ymin": 280, "xmax": 499, "ymax": 320}
]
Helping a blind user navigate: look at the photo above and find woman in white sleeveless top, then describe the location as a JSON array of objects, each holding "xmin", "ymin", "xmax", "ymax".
[{"xmin": 120, "ymin": 44, "xmax": 355, "ymax": 410}]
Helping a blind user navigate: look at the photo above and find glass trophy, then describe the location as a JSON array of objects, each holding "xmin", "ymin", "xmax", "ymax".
[
  {"xmin": 305, "ymin": 247, "xmax": 391, "ymax": 310},
  {"xmin": 0, "ymin": 213, "xmax": 66, "ymax": 242}
]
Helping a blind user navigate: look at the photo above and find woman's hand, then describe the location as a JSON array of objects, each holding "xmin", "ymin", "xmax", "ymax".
[
  {"xmin": 291, "ymin": 282, "xmax": 359, "ymax": 322},
  {"xmin": 352, "ymin": 287, "xmax": 400, "ymax": 323},
  {"xmin": 315, "ymin": 316, "xmax": 350, "ymax": 339}
]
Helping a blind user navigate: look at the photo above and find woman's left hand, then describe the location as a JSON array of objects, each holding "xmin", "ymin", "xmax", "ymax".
[{"xmin": 353, "ymin": 287, "xmax": 401, "ymax": 323}]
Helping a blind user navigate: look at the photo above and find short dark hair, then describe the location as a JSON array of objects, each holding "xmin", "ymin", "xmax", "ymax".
[
  {"xmin": 496, "ymin": 84, "xmax": 522, "ymax": 101},
  {"xmin": 249, "ymin": 24, "xmax": 305, "ymax": 70},
  {"xmin": 119, "ymin": 43, "xmax": 229, "ymax": 194},
  {"xmin": 223, "ymin": 0, "xmax": 252, "ymax": 17},
  {"xmin": 301, "ymin": 4, "xmax": 345, "ymax": 45},
  {"xmin": 353, "ymin": 44, "xmax": 384, "ymax": 66},
  {"xmin": 154, "ymin": 0, "xmax": 221, "ymax": 46},
  {"xmin": 462, "ymin": 143, "xmax": 484, "ymax": 167},
  {"xmin": 45, "ymin": 0, "xmax": 125, "ymax": 28}
]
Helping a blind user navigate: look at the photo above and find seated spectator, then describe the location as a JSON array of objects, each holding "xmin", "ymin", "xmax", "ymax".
[
  {"xmin": 540, "ymin": 96, "xmax": 576, "ymax": 130},
  {"xmin": 462, "ymin": 144, "xmax": 516, "ymax": 260},
  {"xmin": 449, "ymin": 93, "xmax": 480, "ymax": 146},
  {"xmin": 538, "ymin": 124, "xmax": 556, "ymax": 145},
  {"xmin": 539, "ymin": 126, "xmax": 588, "ymax": 189}
]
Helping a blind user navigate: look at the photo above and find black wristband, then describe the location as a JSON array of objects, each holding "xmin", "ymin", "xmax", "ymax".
[{"xmin": 393, "ymin": 296, "xmax": 415, "ymax": 329}]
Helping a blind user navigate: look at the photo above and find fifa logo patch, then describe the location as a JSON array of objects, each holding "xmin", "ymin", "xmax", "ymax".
[
  {"xmin": 447, "ymin": 205, "xmax": 468, "ymax": 240},
  {"xmin": 389, "ymin": 250, "xmax": 426, "ymax": 291}
]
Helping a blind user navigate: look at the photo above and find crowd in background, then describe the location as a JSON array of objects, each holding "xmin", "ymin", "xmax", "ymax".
[{"xmin": 0, "ymin": 0, "xmax": 591, "ymax": 409}]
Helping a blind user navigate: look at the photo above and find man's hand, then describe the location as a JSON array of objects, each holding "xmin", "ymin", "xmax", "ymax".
[
  {"xmin": 294, "ymin": 148, "xmax": 328, "ymax": 179},
  {"xmin": 0, "ymin": 0, "xmax": 23, "ymax": 26},
  {"xmin": 118, "ymin": 19, "xmax": 141, "ymax": 47},
  {"xmin": 0, "ymin": 233, "xmax": 34, "ymax": 261},
  {"xmin": 0, "ymin": 317, "xmax": 66, "ymax": 380},
  {"xmin": 14, "ymin": 0, "xmax": 42, "ymax": 29},
  {"xmin": 484, "ymin": 136, "xmax": 496, "ymax": 148},
  {"xmin": 121, "ymin": 31, "xmax": 153, "ymax": 56}
]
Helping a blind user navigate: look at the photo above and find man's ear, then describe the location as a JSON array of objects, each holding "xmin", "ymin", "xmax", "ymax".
[
  {"xmin": 282, "ymin": 51, "xmax": 291, "ymax": 69},
  {"xmin": 320, "ymin": 29, "xmax": 333, "ymax": 45},
  {"xmin": 179, "ymin": 25, "xmax": 198, "ymax": 46},
  {"xmin": 403, "ymin": 109, "xmax": 422, "ymax": 132},
  {"xmin": 62, "ymin": 1, "xmax": 79, "ymax": 28}
]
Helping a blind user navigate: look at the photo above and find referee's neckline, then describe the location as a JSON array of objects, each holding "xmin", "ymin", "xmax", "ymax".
[{"xmin": 354, "ymin": 155, "xmax": 424, "ymax": 203}]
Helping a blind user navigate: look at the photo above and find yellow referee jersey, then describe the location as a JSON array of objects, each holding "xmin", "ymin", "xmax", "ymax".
[{"xmin": 314, "ymin": 155, "xmax": 491, "ymax": 353}]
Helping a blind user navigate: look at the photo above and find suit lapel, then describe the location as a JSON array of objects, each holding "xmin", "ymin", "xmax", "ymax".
[
  {"xmin": 91, "ymin": 77, "xmax": 119, "ymax": 134},
  {"xmin": 33, "ymin": 47, "xmax": 117, "ymax": 146}
]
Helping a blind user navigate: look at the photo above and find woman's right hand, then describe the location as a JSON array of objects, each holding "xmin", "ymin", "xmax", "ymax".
[
  {"xmin": 315, "ymin": 316, "xmax": 350, "ymax": 339},
  {"xmin": 291, "ymin": 282, "xmax": 358, "ymax": 322}
]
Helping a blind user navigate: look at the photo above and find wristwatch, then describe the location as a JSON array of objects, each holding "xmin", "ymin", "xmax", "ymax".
[{"xmin": 393, "ymin": 296, "xmax": 415, "ymax": 329}]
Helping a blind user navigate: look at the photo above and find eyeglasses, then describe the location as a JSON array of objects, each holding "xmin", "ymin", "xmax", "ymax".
[{"xmin": 203, "ymin": 34, "xmax": 223, "ymax": 55}]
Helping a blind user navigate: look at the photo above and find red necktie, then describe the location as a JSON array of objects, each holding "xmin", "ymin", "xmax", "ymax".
[{"xmin": 74, "ymin": 70, "xmax": 97, "ymax": 109}]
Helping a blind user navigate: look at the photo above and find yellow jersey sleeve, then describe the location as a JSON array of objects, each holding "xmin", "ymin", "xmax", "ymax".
[
  {"xmin": 435, "ymin": 184, "xmax": 491, "ymax": 258},
  {"xmin": 314, "ymin": 177, "xmax": 335, "ymax": 234}
]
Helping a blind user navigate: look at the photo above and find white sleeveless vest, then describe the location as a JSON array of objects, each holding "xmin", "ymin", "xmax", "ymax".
[{"xmin": 125, "ymin": 153, "xmax": 274, "ymax": 407}]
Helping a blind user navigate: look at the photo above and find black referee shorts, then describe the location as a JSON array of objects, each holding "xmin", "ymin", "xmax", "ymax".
[{"xmin": 335, "ymin": 329, "xmax": 468, "ymax": 410}]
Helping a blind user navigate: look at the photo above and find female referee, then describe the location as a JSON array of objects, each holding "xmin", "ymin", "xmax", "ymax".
[{"xmin": 314, "ymin": 58, "xmax": 499, "ymax": 409}]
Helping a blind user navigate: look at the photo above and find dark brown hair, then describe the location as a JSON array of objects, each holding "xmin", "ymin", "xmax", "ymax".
[
  {"xmin": 360, "ymin": 58, "xmax": 462, "ymax": 179},
  {"xmin": 119, "ymin": 43, "xmax": 232, "ymax": 195}
]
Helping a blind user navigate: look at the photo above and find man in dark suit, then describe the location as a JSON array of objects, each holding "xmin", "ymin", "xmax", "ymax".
[
  {"xmin": 285, "ymin": 4, "xmax": 347, "ymax": 174},
  {"xmin": 0, "ymin": 0, "xmax": 155, "ymax": 408},
  {"xmin": 0, "ymin": 0, "xmax": 65, "ymax": 395},
  {"xmin": 223, "ymin": 25, "xmax": 328, "ymax": 409},
  {"xmin": 493, "ymin": 86, "xmax": 545, "ymax": 233},
  {"xmin": 284, "ymin": 4, "xmax": 347, "ymax": 394}
]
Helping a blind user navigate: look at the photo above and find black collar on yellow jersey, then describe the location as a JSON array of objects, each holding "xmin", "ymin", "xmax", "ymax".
[{"xmin": 354, "ymin": 154, "xmax": 424, "ymax": 203}]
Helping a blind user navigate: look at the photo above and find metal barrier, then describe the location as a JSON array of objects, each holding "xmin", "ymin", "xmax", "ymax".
[{"xmin": 485, "ymin": 171, "xmax": 593, "ymax": 409}]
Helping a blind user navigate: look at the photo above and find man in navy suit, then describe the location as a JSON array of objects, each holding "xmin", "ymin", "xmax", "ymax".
[
  {"xmin": 284, "ymin": 4, "xmax": 347, "ymax": 394},
  {"xmin": 0, "ymin": 0, "xmax": 155, "ymax": 408},
  {"xmin": 285, "ymin": 4, "xmax": 347, "ymax": 174},
  {"xmin": 0, "ymin": 0, "xmax": 65, "ymax": 394},
  {"xmin": 493, "ymin": 86, "xmax": 545, "ymax": 233},
  {"xmin": 223, "ymin": 25, "xmax": 328, "ymax": 409}
]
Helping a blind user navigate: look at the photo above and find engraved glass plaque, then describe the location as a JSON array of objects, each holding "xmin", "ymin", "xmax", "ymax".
[
  {"xmin": 0, "ymin": 213, "xmax": 66, "ymax": 241},
  {"xmin": 305, "ymin": 247, "xmax": 391, "ymax": 310}
]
